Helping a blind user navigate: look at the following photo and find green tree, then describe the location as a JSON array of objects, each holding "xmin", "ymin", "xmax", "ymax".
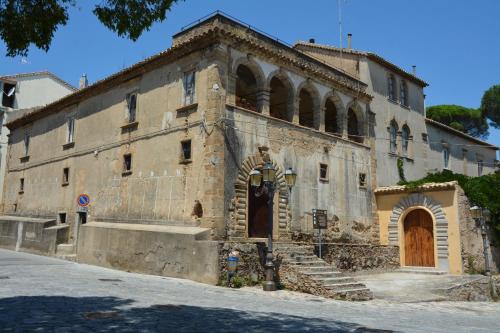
[
  {"xmin": 426, "ymin": 104, "xmax": 489, "ymax": 139},
  {"xmin": 0, "ymin": 0, "xmax": 181, "ymax": 57},
  {"xmin": 399, "ymin": 170, "xmax": 500, "ymax": 237},
  {"xmin": 480, "ymin": 84, "xmax": 500, "ymax": 129}
]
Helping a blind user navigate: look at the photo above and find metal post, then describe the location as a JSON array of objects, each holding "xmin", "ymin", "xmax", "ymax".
[
  {"xmin": 263, "ymin": 182, "xmax": 276, "ymax": 291},
  {"xmin": 480, "ymin": 211, "xmax": 491, "ymax": 276},
  {"xmin": 318, "ymin": 228, "xmax": 322, "ymax": 259}
]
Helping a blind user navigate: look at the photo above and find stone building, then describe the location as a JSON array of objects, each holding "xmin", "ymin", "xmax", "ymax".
[
  {"xmin": 0, "ymin": 72, "xmax": 76, "ymax": 207},
  {"xmin": 0, "ymin": 14, "xmax": 498, "ymax": 283},
  {"xmin": 295, "ymin": 41, "xmax": 498, "ymax": 186}
]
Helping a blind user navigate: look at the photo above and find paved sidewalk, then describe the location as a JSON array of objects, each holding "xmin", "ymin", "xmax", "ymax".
[
  {"xmin": 357, "ymin": 272, "xmax": 487, "ymax": 302},
  {"xmin": 0, "ymin": 249, "xmax": 499, "ymax": 332}
]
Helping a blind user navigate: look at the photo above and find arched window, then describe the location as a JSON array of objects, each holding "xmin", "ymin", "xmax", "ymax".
[
  {"xmin": 236, "ymin": 64, "xmax": 258, "ymax": 111},
  {"xmin": 269, "ymin": 76, "xmax": 290, "ymax": 121},
  {"xmin": 388, "ymin": 74, "xmax": 396, "ymax": 101},
  {"xmin": 400, "ymin": 80, "xmax": 408, "ymax": 106},
  {"xmin": 324, "ymin": 99, "xmax": 338, "ymax": 135},
  {"xmin": 389, "ymin": 120, "xmax": 398, "ymax": 154},
  {"xmin": 347, "ymin": 108, "xmax": 362, "ymax": 143},
  {"xmin": 299, "ymin": 88, "xmax": 315, "ymax": 129},
  {"xmin": 402, "ymin": 125, "xmax": 410, "ymax": 156}
]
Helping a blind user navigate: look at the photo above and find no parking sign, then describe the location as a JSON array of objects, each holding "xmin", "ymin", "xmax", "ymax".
[{"xmin": 77, "ymin": 194, "xmax": 90, "ymax": 212}]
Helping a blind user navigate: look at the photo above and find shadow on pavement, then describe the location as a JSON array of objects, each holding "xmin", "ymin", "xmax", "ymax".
[{"xmin": 0, "ymin": 296, "xmax": 395, "ymax": 332}]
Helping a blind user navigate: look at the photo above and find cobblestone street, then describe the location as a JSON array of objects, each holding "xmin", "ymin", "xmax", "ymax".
[{"xmin": 0, "ymin": 249, "xmax": 499, "ymax": 333}]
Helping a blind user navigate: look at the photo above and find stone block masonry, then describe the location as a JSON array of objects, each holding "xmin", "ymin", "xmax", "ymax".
[
  {"xmin": 319, "ymin": 243, "xmax": 400, "ymax": 272},
  {"xmin": 77, "ymin": 222, "xmax": 220, "ymax": 285},
  {"xmin": 218, "ymin": 242, "xmax": 266, "ymax": 285}
]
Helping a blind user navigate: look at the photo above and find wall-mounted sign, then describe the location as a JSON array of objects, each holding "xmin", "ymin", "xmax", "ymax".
[
  {"xmin": 77, "ymin": 194, "xmax": 90, "ymax": 207},
  {"xmin": 312, "ymin": 209, "xmax": 327, "ymax": 229},
  {"xmin": 77, "ymin": 205, "xmax": 88, "ymax": 213}
]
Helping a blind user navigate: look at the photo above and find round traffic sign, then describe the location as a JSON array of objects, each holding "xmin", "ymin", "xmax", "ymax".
[{"xmin": 77, "ymin": 194, "xmax": 90, "ymax": 207}]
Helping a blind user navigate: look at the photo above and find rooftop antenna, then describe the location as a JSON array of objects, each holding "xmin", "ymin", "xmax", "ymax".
[{"xmin": 338, "ymin": 0, "xmax": 344, "ymax": 66}]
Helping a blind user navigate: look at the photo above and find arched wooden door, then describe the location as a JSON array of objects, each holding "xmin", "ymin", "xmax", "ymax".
[
  {"xmin": 404, "ymin": 209, "xmax": 435, "ymax": 267},
  {"xmin": 248, "ymin": 182, "xmax": 268, "ymax": 238}
]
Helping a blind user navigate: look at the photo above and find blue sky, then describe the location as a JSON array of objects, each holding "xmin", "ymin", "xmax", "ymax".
[{"xmin": 1, "ymin": 0, "xmax": 499, "ymax": 147}]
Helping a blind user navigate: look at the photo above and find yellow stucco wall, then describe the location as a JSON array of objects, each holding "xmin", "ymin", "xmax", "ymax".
[{"xmin": 376, "ymin": 188, "xmax": 463, "ymax": 274}]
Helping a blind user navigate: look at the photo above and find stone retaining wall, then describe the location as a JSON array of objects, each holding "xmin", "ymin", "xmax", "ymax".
[
  {"xmin": 318, "ymin": 243, "xmax": 400, "ymax": 272},
  {"xmin": 441, "ymin": 276, "xmax": 498, "ymax": 302},
  {"xmin": 290, "ymin": 233, "xmax": 400, "ymax": 272},
  {"xmin": 456, "ymin": 186, "xmax": 499, "ymax": 274},
  {"xmin": 218, "ymin": 242, "xmax": 266, "ymax": 286},
  {"xmin": 277, "ymin": 263, "xmax": 372, "ymax": 301}
]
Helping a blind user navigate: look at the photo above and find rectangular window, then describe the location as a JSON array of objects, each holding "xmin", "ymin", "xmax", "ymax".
[
  {"xmin": 67, "ymin": 117, "xmax": 75, "ymax": 143},
  {"xmin": 78, "ymin": 212, "xmax": 87, "ymax": 224},
  {"xmin": 359, "ymin": 173, "xmax": 367, "ymax": 188},
  {"xmin": 123, "ymin": 154, "xmax": 132, "ymax": 174},
  {"xmin": 19, "ymin": 178, "xmax": 24, "ymax": 193},
  {"xmin": 62, "ymin": 168, "xmax": 69, "ymax": 185},
  {"xmin": 180, "ymin": 140, "xmax": 192, "ymax": 162},
  {"xmin": 388, "ymin": 75, "xmax": 396, "ymax": 101},
  {"xmin": 183, "ymin": 71, "xmax": 195, "ymax": 105},
  {"xmin": 477, "ymin": 160, "xmax": 483, "ymax": 176},
  {"xmin": 421, "ymin": 133, "xmax": 428, "ymax": 143},
  {"xmin": 443, "ymin": 148, "xmax": 450, "ymax": 169},
  {"xmin": 319, "ymin": 163, "xmax": 328, "ymax": 181},
  {"xmin": 2, "ymin": 83, "xmax": 16, "ymax": 108},
  {"xmin": 59, "ymin": 213, "xmax": 67, "ymax": 224},
  {"xmin": 23, "ymin": 132, "xmax": 30, "ymax": 156},
  {"xmin": 400, "ymin": 81, "xmax": 408, "ymax": 106},
  {"xmin": 126, "ymin": 93, "xmax": 137, "ymax": 123}
]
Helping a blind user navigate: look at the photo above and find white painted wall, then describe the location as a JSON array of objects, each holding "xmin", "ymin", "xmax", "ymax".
[
  {"xmin": 11, "ymin": 75, "xmax": 74, "ymax": 109},
  {"xmin": 0, "ymin": 74, "xmax": 74, "ymax": 208}
]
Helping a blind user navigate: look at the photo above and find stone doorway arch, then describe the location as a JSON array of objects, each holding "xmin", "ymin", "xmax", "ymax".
[
  {"xmin": 229, "ymin": 151, "xmax": 291, "ymax": 240},
  {"xmin": 388, "ymin": 193, "xmax": 449, "ymax": 270}
]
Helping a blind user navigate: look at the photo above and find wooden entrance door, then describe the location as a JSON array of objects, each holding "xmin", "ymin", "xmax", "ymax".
[
  {"xmin": 248, "ymin": 183, "xmax": 269, "ymax": 238},
  {"xmin": 404, "ymin": 209, "xmax": 435, "ymax": 267}
]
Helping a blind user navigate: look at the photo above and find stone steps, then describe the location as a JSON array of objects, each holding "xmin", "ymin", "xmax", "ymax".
[
  {"xmin": 324, "ymin": 282, "xmax": 367, "ymax": 291},
  {"xmin": 284, "ymin": 259, "xmax": 326, "ymax": 266},
  {"xmin": 397, "ymin": 267, "xmax": 448, "ymax": 275},
  {"xmin": 299, "ymin": 266, "xmax": 334, "ymax": 272},
  {"xmin": 313, "ymin": 276, "xmax": 354, "ymax": 283},
  {"xmin": 56, "ymin": 254, "xmax": 77, "ymax": 262},
  {"xmin": 56, "ymin": 243, "xmax": 75, "ymax": 255},
  {"xmin": 275, "ymin": 243, "xmax": 373, "ymax": 301},
  {"xmin": 301, "ymin": 271, "xmax": 342, "ymax": 278}
]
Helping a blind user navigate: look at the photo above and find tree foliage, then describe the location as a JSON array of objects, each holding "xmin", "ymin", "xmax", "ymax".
[
  {"xmin": 399, "ymin": 169, "xmax": 500, "ymax": 237},
  {"xmin": 0, "ymin": 0, "xmax": 180, "ymax": 57},
  {"xmin": 480, "ymin": 84, "xmax": 500, "ymax": 129},
  {"xmin": 426, "ymin": 104, "xmax": 489, "ymax": 139}
]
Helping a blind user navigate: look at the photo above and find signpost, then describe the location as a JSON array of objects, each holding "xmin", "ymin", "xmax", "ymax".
[
  {"xmin": 77, "ymin": 194, "xmax": 90, "ymax": 213},
  {"xmin": 312, "ymin": 209, "xmax": 327, "ymax": 258}
]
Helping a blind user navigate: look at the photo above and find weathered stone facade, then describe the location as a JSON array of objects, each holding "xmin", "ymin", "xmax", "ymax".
[
  {"xmin": 319, "ymin": 243, "xmax": 399, "ymax": 272},
  {"xmin": 295, "ymin": 42, "xmax": 498, "ymax": 187},
  {"xmin": 0, "ymin": 13, "xmax": 498, "ymax": 285}
]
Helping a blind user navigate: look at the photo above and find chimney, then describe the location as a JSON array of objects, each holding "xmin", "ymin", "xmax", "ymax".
[
  {"xmin": 412, "ymin": 65, "xmax": 416, "ymax": 75},
  {"xmin": 79, "ymin": 74, "xmax": 88, "ymax": 89},
  {"xmin": 309, "ymin": 38, "xmax": 315, "ymax": 44},
  {"xmin": 347, "ymin": 33, "xmax": 352, "ymax": 49}
]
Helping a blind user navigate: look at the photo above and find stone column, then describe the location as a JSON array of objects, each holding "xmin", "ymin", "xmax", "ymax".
[
  {"xmin": 341, "ymin": 113, "xmax": 348, "ymax": 139},
  {"xmin": 200, "ymin": 63, "xmax": 227, "ymax": 239},
  {"xmin": 292, "ymin": 99, "xmax": 300, "ymax": 124},
  {"xmin": 257, "ymin": 89, "xmax": 270, "ymax": 116},
  {"xmin": 318, "ymin": 106, "xmax": 326, "ymax": 132},
  {"xmin": 227, "ymin": 73, "xmax": 237, "ymax": 106},
  {"xmin": 396, "ymin": 131, "xmax": 402, "ymax": 156}
]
